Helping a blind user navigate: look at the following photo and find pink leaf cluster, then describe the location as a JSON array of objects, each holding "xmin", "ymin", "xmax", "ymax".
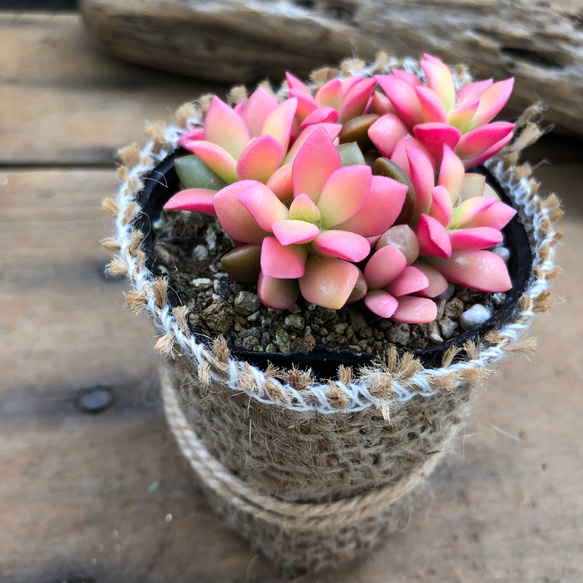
[{"xmin": 164, "ymin": 55, "xmax": 518, "ymax": 324}]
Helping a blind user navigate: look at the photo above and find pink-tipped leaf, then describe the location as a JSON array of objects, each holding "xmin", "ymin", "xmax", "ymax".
[
  {"xmin": 376, "ymin": 75, "xmax": 424, "ymax": 128},
  {"xmin": 317, "ymin": 165, "xmax": 372, "ymax": 229},
  {"xmin": 428, "ymin": 250, "xmax": 512, "ymax": 292},
  {"xmin": 407, "ymin": 146, "xmax": 436, "ymax": 218},
  {"xmin": 429, "ymin": 185, "xmax": 453, "ymax": 227},
  {"xmin": 385, "ymin": 265, "xmax": 429, "ymax": 297},
  {"xmin": 261, "ymin": 97, "xmax": 298, "ymax": 153},
  {"xmin": 335, "ymin": 175, "xmax": 408, "ymax": 237},
  {"xmin": 420, "ymin": 56, "xmax": 456, "ymax": 110},
  {"xmin": 368, "ymin": 114, "xmax": 409, "ymax": 158},
  {"xmin": 471, "ymin": 78, "xmax": 515, "ymax": 126},
  {"xmin": 456, "ymin": 122, "xmax": 515, "ymax": 160},
  {"xmin": 391, "ymin": 296, "xmax": 438, "ymax": 324},
  {"xmin": 204, "ymin": 96, "xmax": 250, "ymax": 158},
  {"xmin": 214, "ymin": 181, "xmax": 269, "ymax": 244},
  {"xmin": 260, "ymin": 236, "xmax": 307, "ymax": 279},
  {"xmin": 449, "ymin": 226, "xmax": 503, "ymax": 251},
  {"xmin": 299, "ymin": 256, "xmax": 359, "ymax": 310},
  {"xmin": 238, "ymin": 182, "xmax": 288, "ymax": 232},
  {"xmin": 438, "ymin": 144, "xmax": 465, "ymax": 202},
  {"xmin": 412, "ymin": 261, "xmax": 449, "ymax": 298},
  {"xmin": 415, "ymin": 86, "xmax": 449, "ymax": 123},
  {"xmin": 364, "ymin": 244, "xmax": 407, "ymax": 289},
  {"xmin": 266, "ymin": 163, "xmax": 293, "ymax": 206},
  {"xmin": 414, "ymin": 213, "xmax": 452, "ymax": 258},
  {"xmin": 450, "ymin": 196, "xmax": 497, "ymax": 229},
  {"xmin": 311, "ymin": 230, "xmax": 370, "ymax": 262},
  {"xmin": 236, "ymin": 134, "xmax": 284, "ymax": 183},
  {"xmin": 339, "ymin": 77, "xmax": 377, "ymax": 123},
  {"xmin": 188, "ymin": 141, "xmax": 238, "ymax": 183},
  {"xmin": 364, "ymin": 289, "xmax": 398, "ymax": 318},
  {"xmin": 272, "ymin": 219, "xmax": 320, "ymax": 246},
  {"xmin": 315, "ymin": 78, "xmax": 343, "ymax": 110},
  {"xmin": 292, "ymin": 128, "xmax": 341, "ymax": 202},
  {"xmin": 300, "ymin": 106, "xmax": 339, "ymax": 128},
  {"xmin": 462, "ymin": 200, "xmax": 517, "ymax": 230},
  {"xmin": 241, "ymin": 87, "xmax": 279, "ymax": 138},
  {"xmin": 413, "ymin": 123, "xmax": 461, "ymax": 163},
  {"xmin": 163, "ymin": 188, "xmax": 216, "ymax": 216}
]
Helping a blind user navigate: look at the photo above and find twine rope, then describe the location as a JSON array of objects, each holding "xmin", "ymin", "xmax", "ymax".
[
  {"xmin": 161, "ymin": 368, "xmax": 447, "ymax": 531},
  {"xmin": 107, "ymin": 55, "xmax": 561, "ymax": 415}
]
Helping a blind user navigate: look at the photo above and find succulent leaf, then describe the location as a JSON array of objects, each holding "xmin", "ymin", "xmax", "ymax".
[
  {"xmin": 163, "ymin": 188, "xmax": 217, "ymax": 216},
  {"xmin": 260, "ymin": 236, "xmax": 307, "ymax": 279},
  {"xmin": 236, "ymin": 134, "xmax": 284, "ymax": 183},
  {"xmin": 311, "ymin": 230, "xmax": 371, "ymax": 262},
  {"xmin": 364, "ymin": 289, "xmax": 398, "ymax": 318},
  {"xmin": 257, "ymin": 272, "xmax": 299, "ymax": 310},
  {"xmin": 204, "ymin": 96, "xmax": 250, "ymax": 158},
  {"xmin": 364, "ymin": 244, "xmax": 408, "ymax": 289},
  {"xmin": 391, "ymin": 296, "xmax": 438, "ymax": 324},
  {"xmin": 220, "ymin": 244, "xmax": 262, "ymax": 283},
  {"xmin": 317, "ymin": 165, "xmax": 372, "ymax": 229},
  {"xmin": 175, "ymin": 155, "xmax": 227, "ymax": 191},
  {"xmin": 299, "ymin": 256, "xmax": 359, "ymax": 310},
  {"xmin": 428, "ymin": 250, "xmax": 512, "ymax": 292},
  {"xmin": 292, "ymin": 128, "xmax": 341, "ymax": 202}
]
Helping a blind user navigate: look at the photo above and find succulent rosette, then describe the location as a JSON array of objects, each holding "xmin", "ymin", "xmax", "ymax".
[
  {"xmin": 163, "ymin": 55, "xmax": 518, "ymax": 326},
  {"xmin": 371, "ymin": 53, "xmax": 515, "ymax": 169}
]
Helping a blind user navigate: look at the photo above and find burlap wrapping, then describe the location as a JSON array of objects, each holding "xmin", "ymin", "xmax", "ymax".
[{"xmin": 103, "ymin": 55, "xmax": 562, "ymax": 572}]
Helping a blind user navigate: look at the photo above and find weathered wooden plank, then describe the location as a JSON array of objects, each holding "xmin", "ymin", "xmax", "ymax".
[
  {"xmin": 79, "ymin": 0, "xmax": 583, "ymax": 136},
  {"xmin": 0, "ymin": 14, "xmax": 228, "ymax": 167},
  {"xmin": 1, "ymin": 166, "xmax": 581, "ymax": 582}
]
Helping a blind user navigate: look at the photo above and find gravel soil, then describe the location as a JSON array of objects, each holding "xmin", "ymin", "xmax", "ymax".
[{"xmin": 153, "ymin": 211, "xmax": 505, "ymax": 355}]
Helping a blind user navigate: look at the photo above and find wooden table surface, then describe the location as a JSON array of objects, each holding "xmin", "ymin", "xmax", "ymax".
[{"xmin": 1, "ymin": 12, "xmax": 582, "ymax": 583}]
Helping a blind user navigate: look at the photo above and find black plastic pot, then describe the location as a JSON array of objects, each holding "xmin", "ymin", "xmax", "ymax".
[{"xmin": 135, "ymin": 148, "xmax": 532, "ymax": 377}]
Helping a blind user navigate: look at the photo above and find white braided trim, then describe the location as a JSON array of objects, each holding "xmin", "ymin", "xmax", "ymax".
[
  {"xmin": 161, "ymin": 368, "xmax": 445, "ymax": 531},
  {"xmin": 112, "ymin": 58, "xmax": 557, "ymax": 414}
]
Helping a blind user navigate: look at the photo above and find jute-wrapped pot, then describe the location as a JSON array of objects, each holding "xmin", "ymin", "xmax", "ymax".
[{"xmin": 103, "ymin": 55, "xmax": 562, "ymax": 572}]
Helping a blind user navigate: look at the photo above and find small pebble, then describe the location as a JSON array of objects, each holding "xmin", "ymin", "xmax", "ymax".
[
  {"xmin": 234, "ymin": 291, "xmax": 260, "ymax": 316},
  {"xmin": 242, "ymin": 336, "xmax": 259, "ymax": 350},
  {"xmin": 445, "ymin": 298, "xmax": 464, "ymax": 319},
  {"xmin": 439, "ymin": 316, "xmax": 459, "ymax": 339},
  {"xmin": 79, "ymin": 388, "xmax": 113, "ymax": 414},
  {"xmin": 388, "ymin": 323, "xmax": 410, "ymax": 345},
  {"xmin": 205, "ymin": 228, "xmax": 217, "ymax": 251},
  {"xmin": 492, "ymin": 246, "xmax": 510, "ymax": 263},
  {"xmin": 192, "ymin": 277, "xmax": 212, "ymax": 290},
  {"xmin": 285, "ymin": 314, "xmax": 305, "ymax": 330},
  {"xmin": 289, "ymin": 304, "xmax": 302, "ymax": 314},
  {"xmin": 247, "ymin": 310, "xmax": 261, "ymax": 322},
  {"xmin": 492, "ymin": 292, "xmax": 506, "ymax": 307},
  {"xmin": 460, "ymin": 304, "xmax": 491, "ymax": 331},
  {"xmin": 193, "ymin": 244, "xmax": 209, "ymax": 262},
  {"xmin": 436, "ymin": 298, "xmax": 447, "ymax": 320},
  {"xmin": 428, "ymin": 321, "xmax": 443, "ymax": 344},
  {"xmin": 275, "ymin": 329, "xmax": 291, "ymax": 353},
  {"xmin": 349, "ymin": 311, "xmax": 367, "ymax": 332}
]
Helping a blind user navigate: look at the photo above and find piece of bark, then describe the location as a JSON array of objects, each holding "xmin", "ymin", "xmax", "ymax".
[{"xmin": 80, "ymin": 0, "xmax": 583, "ymax": 136}]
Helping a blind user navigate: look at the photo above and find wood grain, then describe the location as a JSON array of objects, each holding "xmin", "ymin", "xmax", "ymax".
[
  {"xmin": 0, "ymin": 14, "xmax": 227, "ymax": 167},
  {"xmin": 80, "ymin": 0, "xmax": 583, "ymax": 136},
  {"xmin": 1, "ymin": 12, "xmax": 582, "ymax": 583}
]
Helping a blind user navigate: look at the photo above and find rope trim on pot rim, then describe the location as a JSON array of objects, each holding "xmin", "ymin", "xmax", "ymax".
[{"xmin": 104, "ymin": 54, "xmax": 562, "ymax": 415}]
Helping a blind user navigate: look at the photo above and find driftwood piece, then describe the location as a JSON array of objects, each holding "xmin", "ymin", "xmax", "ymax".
[{"xmin": 80, "ymin": 0, "xmax": 583, "ymax": 136}]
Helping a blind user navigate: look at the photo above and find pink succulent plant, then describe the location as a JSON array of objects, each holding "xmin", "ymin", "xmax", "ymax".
[
  {"xmin": 372, "ymin": 54, "xmax": 515, "ymax": 169},
  {"xmin": 216, "ymin": 128, "xmax": 407, "ymax": 310},
  {"xmin": 164, "ymin": 56, "xmax": 517, "ymax": 326},
  {"xmin": 286, "ymin": 72, "xmax": 377, "ymax": 127}
]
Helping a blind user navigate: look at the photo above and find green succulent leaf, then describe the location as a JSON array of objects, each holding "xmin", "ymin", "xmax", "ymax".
[
  {"xmin": 175, "ymin": 155, "xmax": 228, "ymax": 190},
  {"xmin": 336, "ymin": 143, "xmax": 366, "ymax": 167},
  {"xmin": 372, "ymin": 157, "xmax": 416, "ymax": 225}
]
